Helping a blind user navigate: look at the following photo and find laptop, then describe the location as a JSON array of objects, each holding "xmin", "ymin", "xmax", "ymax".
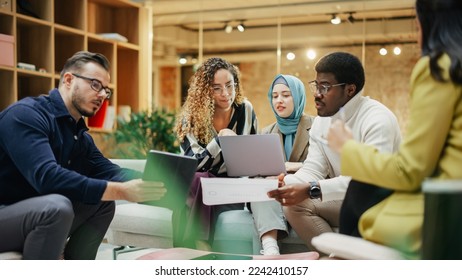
[
  {"xmin": 219, "ymin": 134, "xmax": 286, "ymax": 177},
  {"xmin": 141, "ymin": 150, "xmax": 198, "ymax": 210}
]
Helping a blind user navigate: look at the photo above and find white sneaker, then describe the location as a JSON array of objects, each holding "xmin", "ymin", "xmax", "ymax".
[{"xmin": 260, "ymin": 245, "xmax": 280, "ymax": 256}]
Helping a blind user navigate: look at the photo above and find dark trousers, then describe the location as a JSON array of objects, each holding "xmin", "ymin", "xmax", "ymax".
[
  {"xmin": 0, "ymin": 194, "xmax": 115, "ymax": 259},
  {"xmin": 65, "ymin": 199, "xmax": 115, "ymax": 259},
  {"xmin": 339, "ymin": 180, "xmax": 393, "ymax": 237}
]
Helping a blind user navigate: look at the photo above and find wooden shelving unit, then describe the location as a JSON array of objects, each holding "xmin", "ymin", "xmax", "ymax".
[{"xmin": 0, "ymin": 0, "xmax": 151, "ymax": 132}]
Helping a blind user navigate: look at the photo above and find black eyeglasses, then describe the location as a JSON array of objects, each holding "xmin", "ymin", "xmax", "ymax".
[
  {"xmin": 72, "ymin": 73, "xmax": 112, "ymax": 99},
  {"xmin": 308, "ymin": 80, "xmax": 346, "ymax": 96}
]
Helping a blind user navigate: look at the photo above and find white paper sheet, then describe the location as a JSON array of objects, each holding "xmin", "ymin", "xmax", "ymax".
[{"xmin": 201, "ymin": 177, "xmax": 278, "ymax": 205}]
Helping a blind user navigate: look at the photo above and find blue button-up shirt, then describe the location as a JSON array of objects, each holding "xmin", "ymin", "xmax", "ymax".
[{"xmin": 0, "ymin": 89, "xmax": 132, "ymax": 205}]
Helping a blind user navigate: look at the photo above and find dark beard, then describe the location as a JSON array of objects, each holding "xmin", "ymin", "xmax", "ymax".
[{"xmin": 72, "ymin": 94, "xmax": 99, "ymax": 117}]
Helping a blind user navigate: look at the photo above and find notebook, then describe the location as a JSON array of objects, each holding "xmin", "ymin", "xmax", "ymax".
[
  {"xmin": 141, "ymin": 150, "xmax": 198, "ymax": 210},
  {"xmin": 219, "ymin": 134, "xmax": 286, "ymax": 177}
]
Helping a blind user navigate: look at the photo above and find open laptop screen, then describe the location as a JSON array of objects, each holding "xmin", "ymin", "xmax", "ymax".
[{"xmin": 218, "ymin": 134, "xmax": 286, "ymax": 177}]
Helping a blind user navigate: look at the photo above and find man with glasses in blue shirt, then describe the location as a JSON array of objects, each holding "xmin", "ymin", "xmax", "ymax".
[
  {"xmin": 268, "ymin": 52, "xmax": 402, "ymax": 251},
  {"xmin": 0, "ymin": 51, "xmax": 166, "ymax": 259}
]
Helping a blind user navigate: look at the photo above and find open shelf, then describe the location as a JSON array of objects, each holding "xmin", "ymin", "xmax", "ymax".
[
  {"xmin": 54, "ymin": 0, "xmax": 85, "ymax": 30},
  {"xmin": 17, "ymin": 73, "xmax": 53, "ymax": 99},
  {"xmin": 0, "ymin": 0, "xmax": 151, "ymax": 133},
  {"xmin": 16, "ymin": 17, "xmax": 52, "ymax": 72},
  {"xmin": 0, "ymin": 12, "xmax": 14, "ymax": 35},
  {"xmin": 0, "ymin": 69, "xmax": 15, "ymax": 111},
  {"xmin": 54, "ymin": 29, "xmax": 85, "ymax": 75},
  {"xmin": 16, "ymin": 0, "xmax": 53, "ymax": 21},
  {"xmin": 87, "ymin": 0, "xmax": 139, "ymax": 45},
  {"xmin": 117, "ymin": 48, "xmax": 139, "ymax": 112}
]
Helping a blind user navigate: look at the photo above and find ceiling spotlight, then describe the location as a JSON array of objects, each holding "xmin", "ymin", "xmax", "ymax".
[
  {"xmin": 286, "ymin": 52, "xmax": 296, "ymax": 61},
  {"xmin": 237, "ymin": 21, "xmax": 245, "ymax": 32},
  {"xmin": 178, "ymin": 57, "xmax": 187, "ymax": 65},
  {"xmin": 379, "ymin": 47, "xmax": 388, "ymax": 56},
  {"xmin": 224, "ymin": 23, "xmax": 233, "ymax": 33},
  {"xmin": 331, "ymin": 14, "xmax": 341, "ymax": 25},
  {"xmin": 393, "ymin": 46, "xmax": 402, "ymax": 55},
  {"xmin": 306, "ymin": 49, "xmax": 317, "ymax": 60},
  {"xmin": 347, "ymin": 12, "xmax": 355, "ymax": 24}
]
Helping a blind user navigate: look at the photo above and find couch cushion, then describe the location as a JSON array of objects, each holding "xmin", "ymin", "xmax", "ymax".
[
  {"xmin": 311, "ymin": 232, "xmax": 405, "ymax": 260},
  {"xmin": 109, "ymin": 204, "xmax": 172, "ymax": 237},
  {"xmin": 109, "ymin": 159, "xmax": 146, "ymax": 172}
]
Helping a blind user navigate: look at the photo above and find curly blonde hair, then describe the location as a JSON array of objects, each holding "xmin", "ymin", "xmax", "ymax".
[{"xmin": 175, "ymin": 57, "xmax": 245, "ymax": 145}]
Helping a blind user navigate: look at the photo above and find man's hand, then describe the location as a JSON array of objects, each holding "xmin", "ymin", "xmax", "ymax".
[
  {"xmin": 103, "ymin": 179, "xmax": 166, "ymax": 202},
  {"xmin": 267, "ymin": 173, "xmax": 309, "ymax": 206}
]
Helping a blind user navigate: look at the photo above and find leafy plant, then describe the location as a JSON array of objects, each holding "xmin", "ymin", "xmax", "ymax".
[{"xmin": 107, "ymin": 108, "xmax": 180, "ymax": 159}]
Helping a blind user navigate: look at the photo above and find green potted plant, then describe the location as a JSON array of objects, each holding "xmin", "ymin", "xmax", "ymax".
[{"xmin": 107, "ymin": 108, "xmax": 180, "ymax": 159}]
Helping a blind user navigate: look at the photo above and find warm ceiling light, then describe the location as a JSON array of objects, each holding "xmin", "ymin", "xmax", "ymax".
[
  {"xmin": 286, "ymin": 52, "xmax": 296, "ymax": 61},
  {"xmin": 306, "ymin": 49, "xmax": 317, "ymax": 60},
  {"xmin": 379, "ymin": 47, "xmax": 388, "ymax": 56},
  {"xmin": 331, "ymin": 14, "xmax": 341, "ymax": 25},
  {"xmin": 393, "ymin": 46, "xmax": 402, "ymax": 55},
  {"xmin": 178, "ymin": 57, "xmax": 187, "ymax": 64},
  {"xmin": 224, "ymin": 23, "xmax": 233, "ymax": 33},
  {"xmin": 237, "ymin": 21, "xmax": 245, "ymax": 32}
]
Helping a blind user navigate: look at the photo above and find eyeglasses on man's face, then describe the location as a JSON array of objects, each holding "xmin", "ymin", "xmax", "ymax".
[
  {"xmin": 72, "ymin": 73, "xmax": 112, "ymax": 99},
  {"xmin": 308, "ymin": 80, "xmax": 346, "ymax": 96},
  {"xmin": 212, "ymin": 83, "xmax": 236, "ymax": 95}
]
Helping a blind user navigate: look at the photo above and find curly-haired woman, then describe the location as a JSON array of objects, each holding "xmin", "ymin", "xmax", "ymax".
[{"xmin": 175, "ymin": 57, "xmax": 257, "ymax": 249}]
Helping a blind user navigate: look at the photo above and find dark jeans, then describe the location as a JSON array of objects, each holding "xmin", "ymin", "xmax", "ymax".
[
  {"xmin": 0, "ymin": 194, "xmax": 115, "ymax": 259},
  {"xmin": 339, "ymin": 180, "xmax": 393, "ymax": 237}
]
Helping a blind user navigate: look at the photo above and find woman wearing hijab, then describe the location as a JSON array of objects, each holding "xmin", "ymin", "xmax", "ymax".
[{"xmin": 251, "ymin": 74, "xmax": 314, "ymax": 255}]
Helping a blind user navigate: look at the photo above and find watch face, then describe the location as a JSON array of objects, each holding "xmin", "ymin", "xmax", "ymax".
[
  {"xmin": 311, "ymin": 187, "xmax": 321, "ymax": 198},
  {"xmin": 309, "ymin": 183, "xmax": 321, "ymax": 199}
]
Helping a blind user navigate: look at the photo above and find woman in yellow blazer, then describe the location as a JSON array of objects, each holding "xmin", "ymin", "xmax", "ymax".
[{"xmin": 327, "ymin": 0, "xmax": 462, "ymax": 259}]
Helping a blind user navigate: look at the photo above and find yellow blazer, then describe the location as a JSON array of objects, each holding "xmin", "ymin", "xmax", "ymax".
[
  {"xmin": 341, "ymin": 54, "xmax": 462, "ymax": 259},
  {"xmin": 261, "ymin": 114, "xmax": 314, "ymax": 162}
]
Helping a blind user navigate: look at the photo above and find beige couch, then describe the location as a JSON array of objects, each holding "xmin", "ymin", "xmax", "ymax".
[{"xmin": 106, "ymin": 159, "xmax": 175, "ymax": 259}]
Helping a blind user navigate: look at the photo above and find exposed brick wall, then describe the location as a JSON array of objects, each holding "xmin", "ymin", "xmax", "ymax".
[
  {"xmin": 239, "ymin": 44, "xmax": 420, "ymax": 136},
  {"xmin": 158, "ymin": 66, "xmax": 178, "ymax": 111}
]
